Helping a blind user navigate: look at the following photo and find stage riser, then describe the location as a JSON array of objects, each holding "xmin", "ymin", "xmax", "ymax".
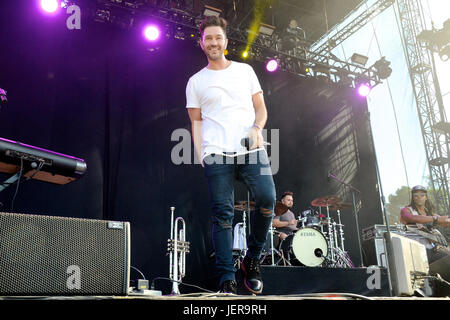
[{"xmin": 256, "ymin": 266, "xmax": 391, "ymax": 296}]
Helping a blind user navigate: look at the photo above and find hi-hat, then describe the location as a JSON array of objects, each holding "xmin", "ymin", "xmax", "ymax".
[
  {"xmin": 275, "ymin": 201, "xmax": 289, "ymax": 216},
  {"xmin": 311, "ymin": 195, "xmax": 342, "ymax": 207},
  {"xmin": 234, "ymin": 201, "xmax": 255, "ymax": 211}
]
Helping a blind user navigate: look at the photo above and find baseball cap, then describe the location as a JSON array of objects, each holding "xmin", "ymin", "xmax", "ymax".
[{"xmin": 411, "ymin": 185, "xmax": 427, "ymax": 193}]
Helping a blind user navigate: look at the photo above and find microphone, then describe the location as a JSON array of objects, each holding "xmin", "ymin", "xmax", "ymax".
[
  {"xmin": 240, "ymin": 137, "xmax": 254, "ymax": 151},
  {"xmin": 240, "ymin": 137, "xmax": 271, "ymax": 150}
]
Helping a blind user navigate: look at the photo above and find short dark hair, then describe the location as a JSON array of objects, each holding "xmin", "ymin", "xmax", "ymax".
[
  {"xmin": 199, "ymin": 16, "xmax": 227, "ymax": 39},
  {"xmin": 281, "ymin": 191, "xmax": 293, "ymax": 200}
]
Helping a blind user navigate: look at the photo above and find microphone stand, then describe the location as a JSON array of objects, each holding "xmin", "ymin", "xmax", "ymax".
[{"xmin": 328, "ymin": 172, "xmax": 364, "ymax": 267}]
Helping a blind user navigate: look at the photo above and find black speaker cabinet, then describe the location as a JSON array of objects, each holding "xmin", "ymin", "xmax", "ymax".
[{"xmin": 0, "ymin": 212, "xmax": 130, "ymax": 295}]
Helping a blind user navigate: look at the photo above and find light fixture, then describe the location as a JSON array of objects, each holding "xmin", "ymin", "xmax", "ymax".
[
  {"xmin": 203, "ymin": 5, "xmax": 222, "ymax": 17},
  {"xmin": 439, "ymin": 45, "xmax": 450, "ymax": 61},
  {"xmin": 416, "ymin": 29, "xmax": 436, "ymax": 45},
  {"xmin": 40, "ymin": 0, "xmax": 60, "ymax": 14},
  {"xmin": 429, "ymin": 157, "xmax": 449, "ymax": 166},
  {"xmin": 143, "ymin": 25, "xmax": 160, "ymax": 41},
  {"xmin": 373, "ymin": 57, "xmax": 392, "ymax": 79},
  {"xmin": 432, "ymin": 121, "xmax": 450, "ymax": 134},
  {"xmin": 259, "ymin": 23, "xmax": 275, "ymax": 36},
  {"xmin": 351, "ymin": 53, "xmax": 369, "ymax": 66},
  {"xmin": 265, "ymin": 59, "xmax": 279, "ymax": 72},
  {"xmin": 357, "ymin": 83, "xmax": 371, "ymax": 97},
  {"xmin": 416, "ymin": 20, "xmax": 450, "ymax": 61},
  {"xmin": 355, "ymin": 77, "xmax": 372, "ymax": 97}
]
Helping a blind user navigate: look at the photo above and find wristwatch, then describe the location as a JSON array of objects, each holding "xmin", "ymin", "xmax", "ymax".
[{"xmin": 432, "ymin": 215, "xmax": 438, "ymax": 226}]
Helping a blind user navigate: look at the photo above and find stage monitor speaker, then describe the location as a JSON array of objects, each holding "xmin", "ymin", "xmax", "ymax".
[
  {"xmin": 384, "ymin": 232, "xmax": 429, "ymax": 296},
  {"xmin": 0, "ymin": 212, "xmax": 130, "ymax": 295}
]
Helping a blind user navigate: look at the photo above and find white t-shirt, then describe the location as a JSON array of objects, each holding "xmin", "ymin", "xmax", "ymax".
[{"xmin": 186, "ymin": 61, "xmax": 263, "ymax": 160}]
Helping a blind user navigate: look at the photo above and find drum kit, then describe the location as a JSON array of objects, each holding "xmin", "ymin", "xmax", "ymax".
[{"xmin": 233, "ymin": 195, "xmax": 354, "ymax": 269}]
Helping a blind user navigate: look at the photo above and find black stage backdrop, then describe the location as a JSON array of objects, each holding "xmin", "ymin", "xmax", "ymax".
[{"xmin": 0, "ymin": 1, "xmax": 383, "ymax": 293}]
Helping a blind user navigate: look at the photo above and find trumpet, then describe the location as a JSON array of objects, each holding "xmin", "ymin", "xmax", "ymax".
[{"xmin": 167, "ymin": 206, "xmax": 190, "ymax": 295}]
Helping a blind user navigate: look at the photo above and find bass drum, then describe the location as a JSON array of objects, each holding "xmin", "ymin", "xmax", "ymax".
[{"xmin": 280, "ymin": 227, "xmax": 328, "ymax": 266}]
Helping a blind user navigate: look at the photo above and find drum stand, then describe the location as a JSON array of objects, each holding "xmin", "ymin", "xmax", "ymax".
[
  {"xmin": 325, "ymin": 204, "xmax": 336, "ymax": 264},
  {"xmin": 328, "ymin": 209, "xmax": 354, "ymax": 268},
  {"xmin": 233, "ymin": 209, "xmax": 248, "ymax": 269},
  {"xmin": 336, "ymin": 209, "xmax": 345, "ymax": 252},
  {"xmin": 233, "ymin": 191, "xmax": 252, "ymax": 268},
  {"xmin": 260, "ymin": 226, "xmax": 290, "ymax": 266}
]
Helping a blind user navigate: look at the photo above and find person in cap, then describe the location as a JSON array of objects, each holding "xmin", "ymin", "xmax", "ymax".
[{"xmin": 400, "ymin": 185, "xmax": 450, "ymax": 228}]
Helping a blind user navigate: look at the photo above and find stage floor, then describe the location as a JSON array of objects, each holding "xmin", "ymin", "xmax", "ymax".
[{"xmin": 0, "ymin": 293, "xmax": 449, "ymax": 300}]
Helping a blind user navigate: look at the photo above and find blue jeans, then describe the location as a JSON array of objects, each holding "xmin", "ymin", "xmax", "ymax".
[{"xmin": 203, "ymin": 150, "xmax": 276, "ymax": 286}]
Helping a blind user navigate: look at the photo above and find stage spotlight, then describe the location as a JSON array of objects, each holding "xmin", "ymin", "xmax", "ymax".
[
  {"xmin": 373, "ymin": 57, "xmax": 392, "ymax": 79},
  {"xmin": 242, "ymin": 51, "xmax": 249, "ymax": 59},
  {"xmin": 439, "ymin": 45, "xmax": 450, "ymax": 61},
  {"xmin": 416, "ymin": 29, "xmax": 435, "ymax": 45},
  {"xmin": 40, "ymin": 0, "xmax": 60, "ymax": 13},
  {"xmin": 143, "ymin": 25, "xmax": 160, "ymax": 41},
  {"xmin": 203, "ymin": 5, "xmax": 222, "ymax": 17},
  {"xmin": 351, "ymin": 53, "xmax": 369, "ymax": 66},
  {"xmin": 266, "ymin": 59, "xmax": 278, "ymax": 72},
  {"xmin": 259, "ymin": 23, "xmax": 276, "ymax": 36},
  {"xmin": 357, "ymin": 83, "xmax": 371, "ymax": 97}
]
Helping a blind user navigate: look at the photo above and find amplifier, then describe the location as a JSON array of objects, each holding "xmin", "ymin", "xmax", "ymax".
[
  {"xmin": 0, "ymin": 212, "xmax": 130, "ymax": 295},
  {"xmin": 362, "ymin": 225, "xmax": 398, "ymax": 267},
  {"xmin": 384, "ymin": 232, "xmax": 429, "ymax": 296}
]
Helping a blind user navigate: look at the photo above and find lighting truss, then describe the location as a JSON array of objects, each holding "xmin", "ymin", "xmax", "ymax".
[
  {"xmin": 311, "ymin": 0, "xmax": 395, "ymax": 60},
  {"xmin": 396, "ymin": 0, "xmax": 450, "ymax": 213},
  {"xmin": 75, "ymin": 0, "xmax": 382, "ymax": 89}
]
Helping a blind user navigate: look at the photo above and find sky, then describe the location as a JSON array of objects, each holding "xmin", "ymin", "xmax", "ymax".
[{"xmin": 325, "ymin": 0, "xmax": 449, "ymax": 205}]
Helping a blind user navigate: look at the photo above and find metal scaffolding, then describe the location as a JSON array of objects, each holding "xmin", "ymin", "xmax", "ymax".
[
  {"xmin": 85, "ymin": 0, "xmax": 382, "ymax": 89},
  {"xmin": 311, "ymin": 0, "xmax": 395, "ymax": 60},
  {"xmin": 395, "ymin": 0, "xmax": 450, "ymax": 212}
]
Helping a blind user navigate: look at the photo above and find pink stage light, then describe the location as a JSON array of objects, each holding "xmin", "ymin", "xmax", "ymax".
[
  {"xmin": 266, "ymin": 59, "xmax": 278, "ymax": 72},
  {"xmin": 143, "ymin": 25, "xmax": 160, "ymax": 41},
  {"xmin": 40, "ymin": 0, "xmax": 60, "ymax": 13},
  {"xmin": 357, "ymin": 83, "xmax": 371, "ymax": 97}
]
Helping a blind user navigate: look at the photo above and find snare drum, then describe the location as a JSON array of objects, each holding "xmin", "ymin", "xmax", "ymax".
[
  {"xmin": 301, "ymin": 209, "xmax": 321, "ymax": 229},
  {"xmin": 279, "ymin": 227, "xmax": 328, "ymax": 266}
]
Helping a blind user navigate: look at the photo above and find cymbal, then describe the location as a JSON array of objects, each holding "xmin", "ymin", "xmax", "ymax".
[
  {"xmin": 275, "ymin": 201, "xmax": 289, "ymax": 216},
  {"xmin": 234, "ymin": 201, "xmax": 255, "ymax": 211},
  {"xmin": 311, "ymin": 195, "xmax": 342, "ymax": 207},
  {"xmin": 328, "ymin": 202, "xmax": 352, "ymax": 211}
]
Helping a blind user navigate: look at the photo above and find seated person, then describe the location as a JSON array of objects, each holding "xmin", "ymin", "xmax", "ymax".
[{"xmin": 272, "ymin": 191, "xmax": 299, "ymax": 241}]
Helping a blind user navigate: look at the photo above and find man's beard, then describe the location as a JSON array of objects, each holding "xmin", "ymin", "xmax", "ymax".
[{"xmin": 205, "ymin": 47, "xmax": 223, "ymax": 60}]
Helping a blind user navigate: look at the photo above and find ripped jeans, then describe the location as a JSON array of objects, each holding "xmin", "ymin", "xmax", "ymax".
[{"xmin": 203, "ymin": 150, "xmax": 276, "ymax": 286}]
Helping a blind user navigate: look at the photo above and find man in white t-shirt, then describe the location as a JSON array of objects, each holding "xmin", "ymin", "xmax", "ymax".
[{"xmin": 186, "ymin": 16, "xmax": 276, "ymax": 295}]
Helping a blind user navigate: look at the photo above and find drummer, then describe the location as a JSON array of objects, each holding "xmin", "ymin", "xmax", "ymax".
[{"xmin": 273, "ymin": 191, "xmax": 299, "ymax": 240}]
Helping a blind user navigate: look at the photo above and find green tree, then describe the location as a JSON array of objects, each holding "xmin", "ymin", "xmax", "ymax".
[
  {"xmin": 386, "ymin": 185, "xmax": 450, "ymax": 242},
  {"xmin": 385, "ymin": 186, "xmax": 411, "ymax": 225}
]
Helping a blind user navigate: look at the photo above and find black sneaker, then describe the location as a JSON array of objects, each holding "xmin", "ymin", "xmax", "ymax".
[
  {"xmin": 219, "ymin": 280, "xmax": 237, "ymax": 294},
  {"xmin": 241, "ymin": 256, "xmax": 263, "ymax": 294}
]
